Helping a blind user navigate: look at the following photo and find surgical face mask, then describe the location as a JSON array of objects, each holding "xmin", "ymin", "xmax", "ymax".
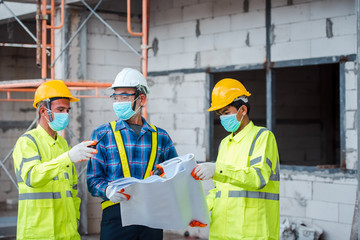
[
  {"xmin": 220, "ymin": 109, "xmax": 244, "ymax": 133},
  {"xmin": 46, "ymin": 111, "xmax": 69, "ymax": 131},
  {"xmin": 113, "ymin": 99, "xmax": 140, "ymax": 120}
]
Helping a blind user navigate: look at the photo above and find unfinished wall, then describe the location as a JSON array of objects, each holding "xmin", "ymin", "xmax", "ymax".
[{"xmin": 147, "ymin": 0, "xmax": 357, "ymax": 239}]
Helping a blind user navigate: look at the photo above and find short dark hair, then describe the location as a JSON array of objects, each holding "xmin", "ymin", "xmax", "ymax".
[{"xmin": 229, "ymin": 99, "xmax": 251, "ymax": 115}]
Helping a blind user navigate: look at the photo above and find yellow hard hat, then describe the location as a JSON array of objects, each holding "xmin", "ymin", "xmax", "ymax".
[
  {"xmin": 33, "ymin": 80, "xmax": 79, "ymax": 108},
  {"xmin": 208, "ymin": 78, "xmax": 251, "ymax": 112}
]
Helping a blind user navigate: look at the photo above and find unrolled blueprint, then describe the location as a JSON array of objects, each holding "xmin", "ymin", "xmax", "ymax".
[{"xmin": 107, "ymin": 153, "xmax": 211, "ymax": 230}]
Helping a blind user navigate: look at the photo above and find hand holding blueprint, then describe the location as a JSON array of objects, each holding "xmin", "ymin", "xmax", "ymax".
[{"xmin": 107, "ymin": 153, "xmax": 211, "ymax": 230}]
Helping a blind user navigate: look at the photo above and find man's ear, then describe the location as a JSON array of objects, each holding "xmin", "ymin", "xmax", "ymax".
[
  {"xmin": 140, "ymin": 94, "xmax": 147, "ymax": 106},
  {"xmin": 241, "ymin": 105, "xmax": 248, "ymax": 116}
]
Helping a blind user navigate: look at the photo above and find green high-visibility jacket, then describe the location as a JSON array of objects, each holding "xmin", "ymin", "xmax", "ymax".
[
  {"xmin": 207, "ymin": 121, "xmax": 280, "ymax": 240},
  {"xmin": 13, "ymin": 125, "xmax": 80, "ymax": 240}
]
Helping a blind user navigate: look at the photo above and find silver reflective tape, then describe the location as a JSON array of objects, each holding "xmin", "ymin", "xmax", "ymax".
[
  {"xmin": 250, "ymin": 156, "xmax": 262, "ymax": 166},
  {"xmin": 64, "ymin": 172, "xmax": 69, "ymax": 179},
  {"xmin": 16, "ymin": 169, "xmax": 23, "ymax": 183},
  {"xmin": 215, "ymin": 191, "xmax": 221, "ymax": 198},
  {"xmin": 249, "ymin": 128, "xmax": 267, "ymax": 157},
  {"xmin": 72, "ymin": 165, "xmax": 74, "ymax": 175},
  {"xmin": 266, "ymin": 158, "xmax": 272, "ymax": 170},
  {"xmin": 255, "ymin": 168, "xmax": 266, "ymax": 189},
  {"xmin": 53, "ymin": 176, "xmax": 59, "ymax": 180},
  {"xmin": 23, "ymin": 155, "xmax": 40, "ymax": 162},
  {"xmin": 25, "ymin": 168, "xmax": 34, "ymax": 188},
  {"xmin": 22, "ymin": 134, "xmax": 41, "ymax": 161},
  {"xmin": 73, "ymin": 184, "xmax": 78, "ymax": 190},
  {"xmin": 66, "ymin": 191, "xmax": 72, "ymax": 197},
  {"xmin": 269, "ymin": 158, "xmax": 280, "ymax": 181},
  {"xmin": 229, "ymin": 190, "xmax": 279, "ymax": 201},
  {"xmin": 19, "ymin": 192, "xmax": 62, "ymax": 200}
]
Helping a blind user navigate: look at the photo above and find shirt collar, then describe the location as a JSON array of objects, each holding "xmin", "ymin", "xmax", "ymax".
[
  {"xmin": 37, "ymin": 124, "xmax": 57, "ymax": 146},
  {"xmin": 229, "ymin": 121, "xmax": 254, "ymax": 143},
  {"xmin": 115, "ymin": 117, "xmax": 156, "ymax": 133}
]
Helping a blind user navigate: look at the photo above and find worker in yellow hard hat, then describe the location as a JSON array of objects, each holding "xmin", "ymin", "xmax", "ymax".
[
  {"xmin": 191, "ymin": 78, "xmax": 280, "ymax": 239},
  {"xmin": 12, "ymin": 80, "xmax": 98, "ymax": 240}
]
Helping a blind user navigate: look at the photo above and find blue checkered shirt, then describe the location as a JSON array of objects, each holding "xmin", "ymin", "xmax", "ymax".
[{"xmin": 87, "ymin": 118, "xmax": 178, "ymax": 200}]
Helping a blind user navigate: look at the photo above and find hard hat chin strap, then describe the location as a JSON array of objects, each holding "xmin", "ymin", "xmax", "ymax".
[{"xmin": 132, "ymin": 91, "xmax": 140, "ymax": 111}]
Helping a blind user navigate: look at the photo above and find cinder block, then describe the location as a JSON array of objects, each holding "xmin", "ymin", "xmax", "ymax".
[
  {"xmin": 313, "ymin": 182, "xmax": 356, "ymax": 204},
  {"xmin": 213, "ymin": 0, "xmax": 244, "ymax": 17},
  {"xmin": 284, "ymin": 179, "xmax": 312, "ymax": 200},
  {"xmin": 174, "ymin": 0, "xmax": 198, "ymax": 8},
  {"xmin": 157, "ymin": 38, "xmax": 184, "ymax": 55},
  {"xmin": 345, "ymin": 149, "xmax": 357, "ymax": 170},
  {"xmin": 104, "ymin": 50, "xmax": 140, "ymax": 66},
  {"xmin": 175, "ymin": 81, "xmax": 207, "ymax": 98},
  {"xmin": 147, "ymin": 113, "xmax": 175, "ymax": 131},
  {"xmin": 273, "ymin": 24, "xmax": 291, "ymax": 44},
  {"xmin": 306, "ymin": 200, "xmax": 338, "ymax": 222},
  {"xmin": 183, "ymin": 2, "xmax": 213, "ymax": 21},
  {"xmin": 312, "ymin": 220, "xmax": 351, "ymax": 240},
  {"xmin": 175, "ymin": 113, "xmax": 206, "ymax": 129},
  {"xmin": 290, "ymin": 20, "xmax": 326, "ymax": 41},
  {"xmin": 149, "ymin": 0, "xmax": 174, "ymax": 12},
  {"xmin": 272, "ymin": 4, "xmax": 311, "ymax": 25},
  {"xmin": 87, "ymin": 49, "xmax": 105, "ymax": 65},
  {"xmin": 345, "ymin": 62, "xmax": 357, "ymax": 91},
  {"xmin": 87, "ymin": 18, "xmax": 106, "ymax": 35},
  {"xmin": 339, "ymin": 203, "xmax": 355, "ymax": 224},
  {"xmin": 149, "ymin": 25, "xmax": 170, "ymax": 41},
  {"xmin": 345, "ymin": 129, "xmax": 358, "ymax": 152},
  {"xmin": 332, "ymin": 15, "xmax": 356, "ymax": 37},
  {"xmin": 272, "ymin": 40, "xmax": 311, "ymax": 62},
  {"xmin": 345, "ymin": 110, "xmax": 356, "ymax": 130},
  {"xmin": 249, "ymin": 0, "xmax": 266, "ymax": 11},
  {"xmin": 200, "ymin": 16, "xmax": 231, "ymax": 35},
  {"xmin": 231, "ymin": 11, "xmax": 266, "ymax": 31},
  {"xmin": 175, "ymin": 144, "xmax": 207, "ymax": 161},
  {"xmin": 311, "ymin": 35, "xmax": 356, "ymax": 58},
  {"xmin": 87, "ymin": 65, "xmax": 120, "ymax": 81},
  {"xmin": 248, "ymin": 27, "xmax": 266, "ymax": 46},
  {"xmin": 116, "ymin": 37, "xmax": 141, "ymax": 52},
  {"xmin": 230, "ymin": 46, "xmax": 265, "ymax": 65},
  {"xmin": 310, "ymin": 0, "xmax": 354, "ymax": 20},
  {"xmin": 168, "ymin": 21, "xmax": 197, "ymax": 39},
  {"xmin": 183, "ymin": 72, "xmax": 206, "ymax": 82},
  {"xmin": 345, "ymin": 89, "xmax": 357, "ymax": 111},
  {"xmin": 153, "ymin": 7, "xmax": 182, "ymax": 25},
  {"xmin": 214, "ymin": 30, "xmax": 247, "ymax": 49},
  {"xmin": 280, "ymin": 197, "xmax": 306, "ymax": 217},
  {"xmin": 184, "ymin": 35, "xmax": 214, "ymax": 53},
  {"xmin": 168, "ymin": 52, "xmax": 196, "ymax": 70},
  {"xmin": 167, "ymin": 129, "xmax": 198, "ymax": 145},
  {"xmin": 87, "ymin": 34, "xmax": 118, "ymax": 50},
  {"xmin": 104, "ymin": 20, "xmax": 138, "ymax": 36},
  {"xmin": 148, "ymin": 55, "xmax": 169, "ymax": 72}
]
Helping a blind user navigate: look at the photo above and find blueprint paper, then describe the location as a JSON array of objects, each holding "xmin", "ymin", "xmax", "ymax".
[{"xmin": 107, "ymin": 153, "xmax": 211, "ymax": 230}]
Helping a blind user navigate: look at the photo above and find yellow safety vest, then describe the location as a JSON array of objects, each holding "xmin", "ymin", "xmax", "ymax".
[
  {"xmin": 101, "ymin": 120, "xmax": 158, "ymax": 210},
  {"xmin": 207, "ymin": 121, "xmax": 280, "ymax": 240},
  {"xmin": 12, "ymin": 125, "xmax": 80, "ymax": 240}
]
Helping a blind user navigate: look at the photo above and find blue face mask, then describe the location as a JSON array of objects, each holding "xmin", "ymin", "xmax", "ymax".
[
  {"xmin": 48, "ymin": 112, "xmax": 69, "ymax": 131},
  {"xmin": 113, "ymin": 101, "xmax": 139, "ymax": 120},
  {"xmin": 220, "ymin": 110, "xmax": 244, "ymax": 133}
]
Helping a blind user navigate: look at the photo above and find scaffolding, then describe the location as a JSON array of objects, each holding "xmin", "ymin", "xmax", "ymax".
[{"xmin": 0, "ymin": 0, "xmax": 150, "ymax": 235}]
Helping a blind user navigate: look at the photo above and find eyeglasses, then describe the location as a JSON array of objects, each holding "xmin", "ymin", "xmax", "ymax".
[{"xmin": 110, "ymin": 93, "xmax": 136, "ymax": 102}]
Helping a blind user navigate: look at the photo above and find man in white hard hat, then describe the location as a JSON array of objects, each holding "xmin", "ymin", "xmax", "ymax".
[{"xmin": 87, "ymin": 68, "xmax": 178, "ymax": 240}]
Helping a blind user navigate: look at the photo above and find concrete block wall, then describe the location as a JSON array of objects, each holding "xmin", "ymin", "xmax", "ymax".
[
  {"xmin": 280, "ymin": 170, "xmax": 357, "ymax": 240},
  {"xmin": 147, "ymin": 72, "xmax": 209, "ymax": 161}
]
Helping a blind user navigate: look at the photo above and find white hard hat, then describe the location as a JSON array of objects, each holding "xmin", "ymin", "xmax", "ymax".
[{"xmin": 111, "ymin": 68, "xmax": 150, "ymax": 94}]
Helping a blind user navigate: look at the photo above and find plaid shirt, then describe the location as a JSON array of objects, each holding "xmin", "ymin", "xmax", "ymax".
[{"xmin": 87, "ymin": 118, "xmax": 178, "ymax": 200}]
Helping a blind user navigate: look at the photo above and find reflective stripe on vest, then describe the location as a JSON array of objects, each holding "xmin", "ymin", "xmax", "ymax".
[
  {"xmin": 19, "ymin": 191, "xmax": 74, "ymax": 200},
  {"xmin": 109, "ymin": 121, "xmax": 158, "ymax": 179},
  {"xmin": 215, "ymin": 190, "xmax": 279, "ymax": 201}
]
